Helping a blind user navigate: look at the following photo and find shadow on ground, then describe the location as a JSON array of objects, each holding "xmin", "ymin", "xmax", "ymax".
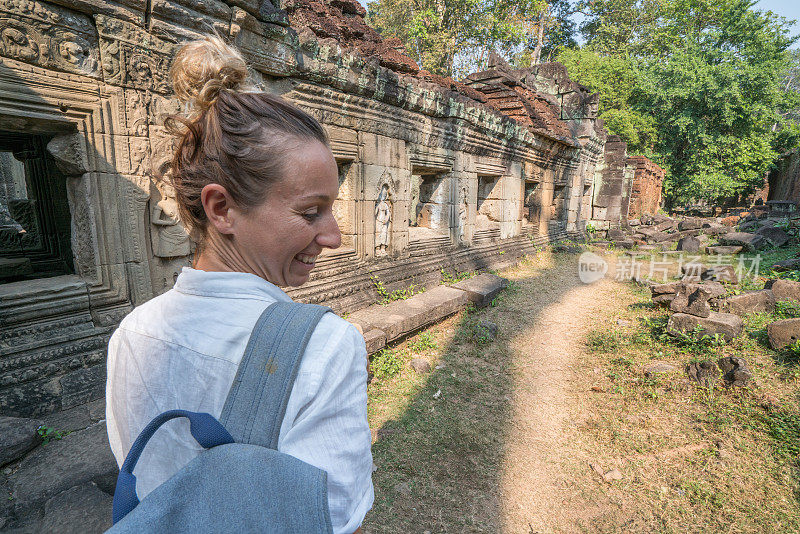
[{"xmin": 363, "ymin": 253, "xmax": 586, "ymax": 533}]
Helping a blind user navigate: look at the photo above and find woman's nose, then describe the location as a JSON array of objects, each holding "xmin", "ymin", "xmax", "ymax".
[{"xmin": 318, "ymin": 213, "xmax": 342, "ymax": 249}]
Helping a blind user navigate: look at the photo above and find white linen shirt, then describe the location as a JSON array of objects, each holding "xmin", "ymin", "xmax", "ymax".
[{"xmin": 106, "ymin": 267, "xmax": 374, "ymax": 534}]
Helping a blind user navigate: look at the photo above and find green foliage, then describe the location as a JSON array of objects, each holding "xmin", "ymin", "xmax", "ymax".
[
  {"xmin": 371, "ymin": 275, "xmax": 424, "ymax": 304},
  {"xmin": 586, "ymin": 329, "xmax": 622, "ymax": 352},
  {"xmin": 367, "ymin": 0, "xmax": 541, "ymax": 78},
  {"xmin": 440, "ymin": 268, "xmax": 475, "ymax": 285},
  {"xmin": 408, "ymin": 332, "xmax": 438, "ymax": 352},
  {"xmin": 775, "ymin": 300, "xmax": 800, "ymax": 319},
  {"xmin": 37, "ymin": 426, "xmax": 67, "ymax": 445},
  {"xmin": 371, "ymin": 348, "xmax": 404, "ymax": 379},
  {"xmin": 564, "ymin": 0, "xmax": 799, "ymax": 205}
]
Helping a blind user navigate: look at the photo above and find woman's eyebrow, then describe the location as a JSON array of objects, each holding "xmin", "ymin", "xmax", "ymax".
[{"xmin": 299, "ymin": 193, "xmax": 333, "ymax": 202}]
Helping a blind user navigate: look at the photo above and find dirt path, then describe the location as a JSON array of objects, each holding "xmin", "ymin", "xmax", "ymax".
[
  {"xmin": 365, "ymin": 252, "xmax": 635, "ymax": 533},
  {"xmin": 498, "ymin": 254, "xmax": 629, "ymax": 532}
]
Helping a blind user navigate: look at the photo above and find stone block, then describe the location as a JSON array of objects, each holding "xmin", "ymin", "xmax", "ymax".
[
  {"xmin": 362, "ymin": 328, "xmax": 387, "ymax": 355},
  {"xmin": 706, "ymin": 245, "xmax": 743, "ymax": 255},
  {"xmin": 667, "ymin": 312, "xmax": 743, "ymax": 342},
  {"xmin": 651, "ymin": 282, "xmax": 680, "ymax": 295},
  {"xmin": 767, "ymin": 318, "xmax": 800, "ymax": 349},
  {"xmin": 702, "ymin": 265, "xmax": 738, "ymax": 284},
  {"xmin": 771, "ymin": 258, "xmax": 800, "ymax": 272},
  {"xmin": 676, "ymin": 236, "xmax": 701, "ymax": 252},
  {"xmin": 720, "ymin": 232, "xmax": 764, "ymax": 251},
  {"xmin": 59, "ymin": 366, "xmax": 106, "ymax": 410},
  {"xmin": 0, "ymin": 416, "xmax": 43, "ymax": 467},
  {"xmin": 767, "ymin": 279, "xmax": 800, "ymax": 303},
  {"xmin": 41, "ymin": 482, "xmax": 112, "ymax": 534},
  {"xmin": 755, "ymin": 226, "xmax": 790, "ymax": 248},
  {"xmin": 451, "ymin": 273, "xmax": 509, "ymax": 307},
  {"xmin": 10, "ymin": 423, "xmax": 118, "ymax": 512},
  {"xmin": 347, "ymin": 286, "xmax": 469, "ymax": 341},
  {"xmin": 717, "ymin": 356, "xmax": 752, "ymax": 387},
  {"xmin": 720, "ymin": 290, "xmax": 775, "ymax": 315},
  {"xmin": 0, "ymin": 257, "xmax": 32, "ymax": 279},
  {"xmin": 670, "ymin": 284, "xmax": 712, "ymax": 317},
  {"xmin": 678, "ymin": 218, "xmax": 703, "ymax": 230}
]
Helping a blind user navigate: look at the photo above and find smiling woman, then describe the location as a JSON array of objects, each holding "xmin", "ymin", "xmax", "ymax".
[{"xmin": 105, "ymin": 35, "xmax": 373, "ymax": 534}]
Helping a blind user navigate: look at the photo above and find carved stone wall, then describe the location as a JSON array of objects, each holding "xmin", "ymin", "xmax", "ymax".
[
  {"xmin": 0, "ymin": 0, "xmax": 624, "ymax": 417},
  {"xmin": 767, "ymin": 149, "xmax": 800, "ymax": 205},
  {"xmin": 627, "ymin": 155, "xmax": 665, "ymax": 219}
]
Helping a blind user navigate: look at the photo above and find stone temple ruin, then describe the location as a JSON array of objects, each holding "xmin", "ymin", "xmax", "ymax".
[{"xmin": 0, "ymin": 0, "xmax": 665, "ymax": 418}]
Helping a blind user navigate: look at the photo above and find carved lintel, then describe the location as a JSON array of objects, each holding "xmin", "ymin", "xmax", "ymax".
[{"xmin": 47, "ymin": 132, "xmax": 88, "ymax": 176}]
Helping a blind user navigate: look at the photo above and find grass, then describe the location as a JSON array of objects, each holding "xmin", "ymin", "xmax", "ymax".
[{"xmin": 362, "ymin": 246, "xmax": 800, "ymax": 533}]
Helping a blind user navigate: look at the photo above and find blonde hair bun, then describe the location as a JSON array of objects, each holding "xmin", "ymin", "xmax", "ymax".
[{"xmin": 170, "ymin": 35, "xmax": 251, "ymax": 112}]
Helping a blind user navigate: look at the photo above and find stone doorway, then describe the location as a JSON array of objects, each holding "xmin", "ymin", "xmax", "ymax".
[
  {"xmin": 475, "ymin": 175, "xmax": 502, "ymax": 239},
  {"xmin": 0, "ymin": 132, "xmax": 73, "ymax": 283}
]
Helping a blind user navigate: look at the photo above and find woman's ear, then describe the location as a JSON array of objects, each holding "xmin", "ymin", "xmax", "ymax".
[{"xmin": 201, "ymin": 183, "xmax": 236, "ymax": 235}]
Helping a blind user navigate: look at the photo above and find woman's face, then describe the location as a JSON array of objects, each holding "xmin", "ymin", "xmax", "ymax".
[{"xmin": 233, "ymin": 141, "xmax": 341, "ymax": 287}]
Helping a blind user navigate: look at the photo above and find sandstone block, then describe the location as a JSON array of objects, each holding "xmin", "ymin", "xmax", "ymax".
[
  {"xmin": 767, "ymin": 318, "xmax": 800, "ymax": 349},
  {"xmin": 362, "ymin": 328, "xmax": 387, "ymax": 355},
  {"xmin": 41, "ymin": 482, "xmax": 112, "ymax": 534},
  {"xmin": 720, "ymin": 232, "xmax": 764, "ymax": 251},
  {"xmin": 721, "ymin": 290, "xmax": 775, "ymax": 315},
  {"xmin": 706, "ymin": 245, "xmax": 743, "ymax": 255},
  {"xmin": 702, "ymin": 265, "xmax": 738, "ymax": 284},
  {"xmin": 678, "ymin": 218, "xmax": 703, "ymax": 231},
  {"xmin": 755, "ymin": 226, "xmax": 790, "ymax": 248},
  {"xmin": 686, "ymin": 360, "xmax": 718, "ymax": 386},
  {"xmin": 667, "ymin": 312, "xmax": 743, "ymax": 342},
  {"xmin": 767, "ymin": 279, "xmax": 800, "ymax": 303},
  {"xmin": 717, "ymin": 356, "xmax": 752, "ymax": 387},
  {"xmin": 451, "ymin": 273, "xmax": 508, "ymax": 307},
  {"xmin": 670, "ymin": 284, "xmax": 712, "ymax": 317},
  {"xmin": 10, "ymin": 423, "xmax": 118, "ymax": 513},
  {"xmin": 676, "ymin": 236, "xmax": 701, "ymax": 252},
  {"xmin": 0, "ymin": 416, "xmax": 43, "ymax": 467},
  {"xmin": 347, "ymin": 286, "xmax": 469, "ymax": 342}
]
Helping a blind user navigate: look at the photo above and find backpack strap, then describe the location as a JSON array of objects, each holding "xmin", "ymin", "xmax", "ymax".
[{"xmin": 219, "ymin": 301, "xmax": 331, "ymax": 449}]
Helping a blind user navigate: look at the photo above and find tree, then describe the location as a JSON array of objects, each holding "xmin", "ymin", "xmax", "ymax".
[
  {"xmin": 563, "ymin": 0, "xmax": 799, "ymax": 205},
  {"xmin": 366, "ymin": 0, "xmax": 538, "ymax": 78}
]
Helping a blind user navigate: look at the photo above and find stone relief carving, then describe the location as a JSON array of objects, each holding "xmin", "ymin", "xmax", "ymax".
[
  {"xmin": 458, "ymin": 181, "xmax": 468, "ymax": 243},
  {"xmin": 0, "ymin": 1, "xmax": 101, "ymax": 78},
  {"xmin": 375, "ymin": 182, "xmax": 392, "ymax": 257},
  {"xmin": 95, "ymin": 15, "xmax": 175, "ymax": 93},
  {"xmin": 150, "ymin": 179, "xmax": 191, "ymax": 258}
]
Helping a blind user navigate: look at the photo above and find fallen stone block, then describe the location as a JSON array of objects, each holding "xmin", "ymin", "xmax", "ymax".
[
  {"xmin": 771, "ymin": 258, "xmax": 800, "ymax": 272},
  {"xmin": 706, "ymin": 245, "xmax": 743, "ymax": 255},
  {"xmin": 0, "ymin": 416, "xmax": 43, "ymax": 467},
  {"xmin": 9, "ymin": 423, "xmax": 118, "ymax": 513},
  {"xmin": 40, "ymin": 482, "xmax": 112, "ymax": 534},
  {"xmin": 628, "ymin": 219, "xmax": 641, "ymax": 226},
  {"xmin": 614, "ymin": 239, "xmax": 635, "ymax": 249},
  {"xmin": 717, "ymin": 356, "xmax": 752, "ymax": 387},
  {"xmin": 410, "ymin": 358, "xmax": 431, "ymax": 374},
  {"xmin": 678, "ymin": 218, "xmax": 703, "ymax": 231},
  {"xmin": 655, "ymin": 220, "xmax": 677, "ymax": 232},
  {"xmin": 702, "ymin": 265, "xmax": 738, "ymax": 284},
  {"xmin": 451, "ymin": 273, "xmax": 508, "ymax": 307},
  {"xmin": 755, "ymin": 226, "xmax": 790, "ymax": 248},
  {"xmin": 719, "ymin": 232, "xmax": 764, "ymax": 251},
  {"xmin": 686, "ymin": 360, "xmax": 719, "ymax": 387},
  {"xmin": 766, "ymin": 279, "xmax": 800, "ymax": 303},
  {"xmin": 676, "ymin": 236, "xmax": 701, "ymax": 252},
  {"xmin": 667, "ymin": 312, "xmax": 743, "ymax": 342},
  {"xmin": 643, "ymin": 361, "xmax": 677, "ymax": 377},
  {"xmin": 670, "ymin": 283, "xmax": 712, "ymax": 317},
  {"xmin": 720, "ymin": 290, "xmax": 775, "ymax": 315},
  {"xmin": 607, "ymin": 228, "xmax": 625, "ymax": 240},
  {"xmin": 652, "ymin": 282, "xmax": 681, "ymax": 295},
  {"xmin": 347, "ymin": 286, "xmax": 469, "ymax": 342},
  {"xmin": 652, "ymin": 294, "xmax": 676, "ymax": 306},
  {"xmin": 702, "ymin": 224, "xmax": 730, "ymax": 236},
  {"xmin": 767, "ymin": 318, "xmax": 800, "ymax": 349}
]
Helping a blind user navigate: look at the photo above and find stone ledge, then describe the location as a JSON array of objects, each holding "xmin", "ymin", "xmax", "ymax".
[
  {"xmin": 348, "ymin": 285, "xmax": 471, "ymax": 345},
  {"xmin": 450, "ymin": 273, "xmax": 509, "ymax": 307}
]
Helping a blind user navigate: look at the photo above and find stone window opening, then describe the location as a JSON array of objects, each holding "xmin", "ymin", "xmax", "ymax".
[
  {"xmin": 0, "ymin": 132, "xmax": 73, "ymax": 283},
  {"xmin": 475, "ymin": 175, "xmax": 502, "ymax": 235},
  {"xmin": 324, "ymin": 160, "xmax": 356, "ymax": 256},
  {"xmin": 409, "ymin": 171, "xmax": 449, "ymax": 242},
  {"xmin": 523, "ymin": 181, "xmax": 541, "ymax": 228},
  {"xmin": 551, "ymin": 184, "xmax": 566, "ymax": 221}
]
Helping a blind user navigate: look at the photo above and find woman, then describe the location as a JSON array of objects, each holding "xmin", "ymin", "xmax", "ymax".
[{"xmin": 106, "ymin": 35, "xmax": 373, "ymax": 534}]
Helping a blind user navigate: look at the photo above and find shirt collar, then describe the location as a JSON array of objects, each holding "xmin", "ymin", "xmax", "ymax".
[{"xmin": 173, "ymin": 267, "xmax": 291, "ymax": 302}]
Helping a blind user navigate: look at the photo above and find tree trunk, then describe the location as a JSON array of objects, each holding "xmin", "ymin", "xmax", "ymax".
[{"xmin": 531, "ymin": 8, "xmax": 546, "ymax": 65}]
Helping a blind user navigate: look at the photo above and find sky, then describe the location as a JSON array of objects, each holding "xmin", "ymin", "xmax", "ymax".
[{"xmin": 757, "ymin": 0, "xmax": 800, "ymax": 48}]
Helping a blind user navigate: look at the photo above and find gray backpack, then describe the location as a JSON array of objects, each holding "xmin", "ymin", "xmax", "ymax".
[{"xmin": 108, "ymin": 302, "xmax": 334, "ymax": 533}]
